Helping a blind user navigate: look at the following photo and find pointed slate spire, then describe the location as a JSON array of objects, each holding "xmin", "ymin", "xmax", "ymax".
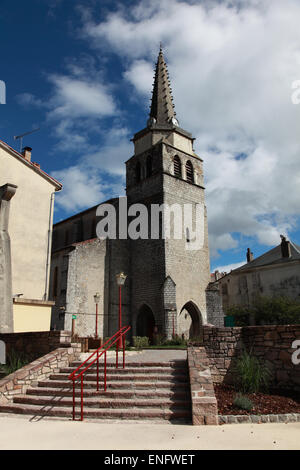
[{"xmin": 149, "ymin": 47, "xmax": 178, "ymax": 126}]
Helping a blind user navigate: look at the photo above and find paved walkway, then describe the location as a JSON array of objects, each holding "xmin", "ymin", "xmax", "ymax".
[
  {"xmin": 79, "ymin": 349, "xmax": 187, "ymax": 363},
  {"xmin": 0, "ymin": 414, "xmax": 299, "ymax": 450}
]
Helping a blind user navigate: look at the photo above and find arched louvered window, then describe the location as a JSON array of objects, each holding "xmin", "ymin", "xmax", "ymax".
[
  {"xmin": 174, "ymin": 156, "xmax": 182, "ymax": 178},
  {"xmin": 146, "ymin": 155, "xmax": 152, "ymax": 177},
  {"xmin": 135, "ymin": 162, "xmax": 141, "ymax": 183},
  {"xmin": 186, "ymin": 160, "xmax": 194, "ymax": 183}
]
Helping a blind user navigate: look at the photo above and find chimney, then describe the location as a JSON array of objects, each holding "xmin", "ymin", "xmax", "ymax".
[
  {"xmin": 246, "ymin": 248, "xmax": 254, "ymax": 263},
  {"xmin": 22, "ymin": 146, "xmax": 32, "ymax": 162},
  {"xmin": 280, "ymin": 235, "xmax": 291, "ymax": 258}
]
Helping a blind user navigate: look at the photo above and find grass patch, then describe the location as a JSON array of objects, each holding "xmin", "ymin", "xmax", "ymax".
[{"xmin": 234, "ymin": 350, "xmax": 272, "ymax": 393}]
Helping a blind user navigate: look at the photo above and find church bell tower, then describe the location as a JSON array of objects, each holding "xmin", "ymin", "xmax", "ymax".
[{"xmin": 126, "ymin": 48, "xmax": 211, "ymax": 340}]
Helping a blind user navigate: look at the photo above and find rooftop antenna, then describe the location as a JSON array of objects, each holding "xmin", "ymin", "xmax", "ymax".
[{"xmin": 14, "ymin": 127, "xmax": 40, "ymax": 153}]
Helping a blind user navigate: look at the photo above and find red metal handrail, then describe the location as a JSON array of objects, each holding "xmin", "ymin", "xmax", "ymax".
[{"xmin": 69, "ymin": 325, "xmax": 131, "ymax": 421}]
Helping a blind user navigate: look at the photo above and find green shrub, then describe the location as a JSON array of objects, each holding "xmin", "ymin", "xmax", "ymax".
[
  {"xmin": 162, "ymin": 335, "xmax": 187, "ymax": 347},
  {"xmin": 233, "ymin": 394, "xmax": 254, "ymax": 412},
  {"xmin": 253, "ymin": 296, "xmax": 300, "ymax": 325},
  {"xmin": 1, "ymin": 349, "xmax": 32, "ymax": 376},
  {"xmin": 226, "ymin": 296, "xmax": 300, "ymax": 326},
  {"xmin": 234, "ymin": 350, "xmax": 272, "ymax": 393},
  {"xmin": 225, "ymin": 306, "xmax": 250, "ymax": 326},
  {"xmin": 188, "ymin": 336, "xmax": 203, "ymax": 346},
  {"xmin": 103, "ymin": 338, "xmax": 130, "ymax": 351},
  {"xmin": 153, "ymin": 333, "xmax": 165, "ymax": 346},
  {"xmin": 132, "ymin": 336, "xmax": 150, "ymax": 350}
]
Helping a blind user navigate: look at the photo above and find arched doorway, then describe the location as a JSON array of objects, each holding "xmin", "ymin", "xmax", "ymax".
[
  {"xmin": 136, "ymin": 304, "xmax": 156, "ymax": 344},
  {"xmin": 178, "ymin": 301, "xmax": 202, "ymax": 339}
]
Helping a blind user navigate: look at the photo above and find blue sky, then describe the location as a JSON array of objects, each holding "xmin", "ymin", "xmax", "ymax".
[{"xmin": 1, "ymin": 0, "xmax": 300, "ymax": 272}]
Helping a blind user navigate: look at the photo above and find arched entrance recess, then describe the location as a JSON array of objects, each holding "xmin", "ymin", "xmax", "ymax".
[
  {"xmin": 136, "ymin": 304, "xmax": 156, "ymax": 344},
  {"xmin": 178, "ymin": 301, "xmax": 202, "ymax": 339}
]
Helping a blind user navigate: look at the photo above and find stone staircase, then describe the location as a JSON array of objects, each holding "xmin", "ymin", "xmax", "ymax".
[{"xmin": 0, "ymin": 360, "xmax": 192, "ymax": 423}]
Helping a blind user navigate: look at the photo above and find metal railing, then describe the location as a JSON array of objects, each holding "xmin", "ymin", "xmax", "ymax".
[{"xmin": 68, "ymin": 325, "xmax": 131, "ymax": 421}]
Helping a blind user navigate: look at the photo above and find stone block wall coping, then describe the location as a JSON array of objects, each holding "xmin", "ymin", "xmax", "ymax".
[{"xmin": 219, "ymin": 413, "xmax": 300, "ymax": 425}]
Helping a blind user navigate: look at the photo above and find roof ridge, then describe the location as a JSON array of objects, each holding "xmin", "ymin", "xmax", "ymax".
[
  {"xmin": 0, "ymin": 139, "xmax": 62, "ymax": 190},
  {"xmin": 290, "ymin": 240, "xmax": 300, "ymax": 254}
]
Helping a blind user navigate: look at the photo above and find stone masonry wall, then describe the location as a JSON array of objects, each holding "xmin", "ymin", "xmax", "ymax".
[
  {"xmin": 200, "ymin": 325, "xmax": 300, "ymax": 391},
  {"xmin": 0, "ymin": 345, "xmax": 81, "ymax": 403},
  {"xmin": 188, "ymin": 346, "xmax": 218, "ymax": 425},
  {"xmin": 0, "ymin": 330, "xmax": 73, "ymax": 360},
  {"xmin": 206, "ymin": 285, "xmax": 224, "ymax": 327},
  {"xmin": 66, "ymin": 239, "xmax": 108, "ymax": 338}
]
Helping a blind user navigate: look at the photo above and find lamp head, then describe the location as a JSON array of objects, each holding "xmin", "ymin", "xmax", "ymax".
[{"xmin": 116, "ymin": 272, "xmax": 127, "ymax": 286}]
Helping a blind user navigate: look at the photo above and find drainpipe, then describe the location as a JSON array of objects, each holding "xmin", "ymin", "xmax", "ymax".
[{"xmin": 44, "ymin": 191, "xmax": 56, "ymax": 300}]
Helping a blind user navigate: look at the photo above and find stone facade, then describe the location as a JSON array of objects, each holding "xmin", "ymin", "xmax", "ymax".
[
  {"xmin": 50, "ymin": 49, "xmax": 223, "ymax": 341},
  {"xmin": 218, "ymin": 239, "xmax": 300, "ymax": 311},
  {"xmin": 0, "ymin": 184, "xmax": 17, "ymax": 333},
  {"xmin": 126, "ymin": 136, "xmax": 211, "ymax": 339},
  {"xmin": 0, "ymin": 141, "xmax": 62, "ymax": 333},
  {"xmin": 206, "ymin": 283, "xmax": 224, "ymax": 327},
  {"xmin": 199, "ymin": 325, "xmax": 300, "ymax": 391}
]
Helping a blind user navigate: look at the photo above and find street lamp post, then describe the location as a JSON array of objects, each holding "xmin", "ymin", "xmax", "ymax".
[
  {"xmin": 116, "ymin": 272, "xmax": 127, "ymax": 348},
  {"xmin": 94, "ymin": 292, "xmax": 101, "ymax": 338}
]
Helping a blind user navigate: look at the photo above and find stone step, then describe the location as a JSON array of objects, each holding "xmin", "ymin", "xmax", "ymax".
[
  {"xmin": 70, "ymin": 361, "xmax": 187, "ymax": 369},
  {"xmin": 26, "ymin": 387, "xmax": 190, "ymax": 400},
  {"xmin": 37, "ymin": 380, "xmax": 190, "ymax": 390},
  {"xmin": 50, "ymin": 373, "xmax": 188, "ymax": 382},
  {"xmin": 13, "ymin": 395, "xmax": 190, "ymax": 410},
  {"xmin": 61, "ymin": 366, "xmax": 187, "ymax": 375},
  {"xmin": 0, "ymin": 403, "xmax": 191, "ymax": 422}
]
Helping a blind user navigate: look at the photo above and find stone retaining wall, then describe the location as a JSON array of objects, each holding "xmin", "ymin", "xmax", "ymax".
[
  {"xmin": 0, "ymin": 330, "xmax": 73, "ymax": 360},
  {"xmin": 0, "ymin": 344, "xmax": 81, "ymax": 403},
  {"xmin": 187, "ymin": 346, "xmax": 218, "ymax": 425},
  {"xmin": 200, "ymin": 325, "xmax": 300, "ymax": 391}
]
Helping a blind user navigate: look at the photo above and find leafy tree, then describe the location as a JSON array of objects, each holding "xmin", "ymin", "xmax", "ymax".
[{"xmin": 226, "ymin": 296, "xmax": 300, "ymax": 326}]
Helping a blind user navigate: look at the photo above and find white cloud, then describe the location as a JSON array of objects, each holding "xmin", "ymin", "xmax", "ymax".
[
  {"xmin": 82, "ymin": 0, "xmax": 300, "ymax": 257},
  {"xmin": 16, "ymin": 92, "xmax": 43, "ymax": 107},
  {"xmin": 123, "ymin": 60, "xmax": 153, "ymax": 97},
  {"xmin": 48, "ymin": 75, "xmax": 116, "ymax": 119},
  {"xmin": 51, "ymin": 126, "xmax": 129, "ymax": 212},
  {"xmin": 213, "ymin": 260, "xmax": 245, "ymax": 274},
  {"xmin": 44, "ymin": 70, "xmax": 119, "ymax": 152},
  {"xmin": 84, "ymin": 127, "xmax": 132, "ymax": 177},
  {"xmin": 16, "ymin": 65, "xmax": 119, "ymax": 154},
  {"xmin": 51, "ymin": 166, "xmax": 105, "ymax": 212}
]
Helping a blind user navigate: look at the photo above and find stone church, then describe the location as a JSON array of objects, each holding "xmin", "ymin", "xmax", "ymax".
[{"xmin": 50, "ymin": 48, "xmax": 223, "ymax": 341}]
